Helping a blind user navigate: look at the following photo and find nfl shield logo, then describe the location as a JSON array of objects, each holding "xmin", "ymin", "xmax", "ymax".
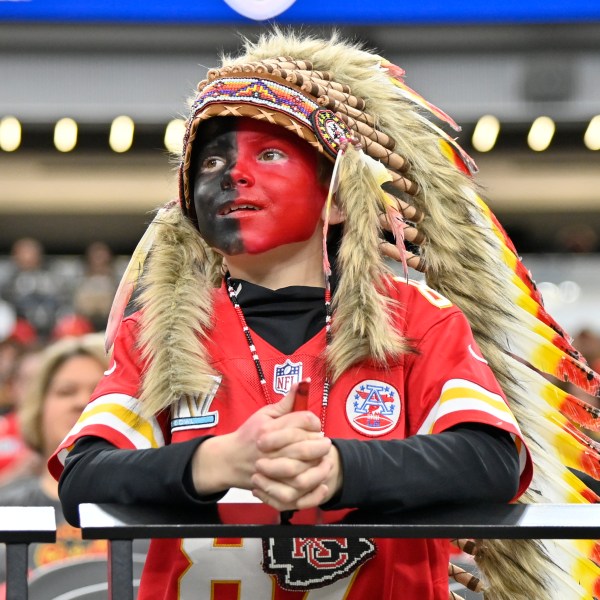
[{"xmin": 273, "ymin": 359, "xmax": 303, "ymax": 395}]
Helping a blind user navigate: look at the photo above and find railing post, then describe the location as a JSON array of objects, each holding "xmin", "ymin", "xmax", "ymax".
[
  {"xmin": 0, "ymin": 507, "xmax": 56, "ymax": 600},
  {"xmin": 108, "ymin": 539, "xmax": 133, "ymax": 600},
  {"xmin": 5, "ymin": 543, "xmax": 29, "ymax": 600}
]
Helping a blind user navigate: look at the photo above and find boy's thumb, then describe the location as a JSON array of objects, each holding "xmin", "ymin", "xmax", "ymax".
[{"xmin": 267, "ymin": 384, "xmax": 297, "ymax": 416}]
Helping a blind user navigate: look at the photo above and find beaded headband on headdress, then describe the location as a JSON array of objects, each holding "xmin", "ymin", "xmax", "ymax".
[{"xmin": 178, "ymin": 58, "xmax": 428, "ymax": 265}]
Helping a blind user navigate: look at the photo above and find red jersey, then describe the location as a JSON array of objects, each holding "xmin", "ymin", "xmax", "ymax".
[{"xmin": 50, "ymin": 277, "xmax": 531, "ymax": 600}]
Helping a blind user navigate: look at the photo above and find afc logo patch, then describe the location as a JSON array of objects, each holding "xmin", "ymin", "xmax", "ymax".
[
  {"xmin": 262, "ymin": 537, "xmax": 376, "ymax": 590},
  {"xmin": 273, "ymin": 359, "xmax": 303, "ymax": 395},
  {"xmin": 345, "ymin": 379, "xmax": 401, "ymax": 437}
]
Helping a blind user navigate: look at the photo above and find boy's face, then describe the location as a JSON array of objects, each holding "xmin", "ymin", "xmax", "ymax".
[{"xmin": 192, "ymin": 118, "xmax": 329, "ymax": 256}]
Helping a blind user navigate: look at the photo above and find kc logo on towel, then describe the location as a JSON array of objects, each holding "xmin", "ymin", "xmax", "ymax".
[{"xmin": 263, "ymin": 537, "xmax": 376, "ymax": 591}]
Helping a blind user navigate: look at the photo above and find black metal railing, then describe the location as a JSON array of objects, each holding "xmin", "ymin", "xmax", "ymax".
[
  {"xmin": 4, "ymin": 503, "xmax": 600, "ymax": 598},
  {"xmin": 77, "ymin": 502, "xmax": 600, "ymax": 600},
  {"xmin": 0, "ymin": 506, "xmax": 56, "ymax": 600}
]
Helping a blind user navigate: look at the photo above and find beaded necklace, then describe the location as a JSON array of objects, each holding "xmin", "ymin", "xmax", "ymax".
[{"xmin": 226, "ymin": 276, "xmax": 332, "ymax": 431}]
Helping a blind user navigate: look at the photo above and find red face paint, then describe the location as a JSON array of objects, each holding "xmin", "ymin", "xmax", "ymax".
[{"xmin": 192, "ymin": 118, "xmax": 328, "ymax": 255}]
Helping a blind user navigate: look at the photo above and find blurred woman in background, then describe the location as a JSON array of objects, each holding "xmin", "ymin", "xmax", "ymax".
[{"xmin": 0, "ymin": 334, "xmax": 108, "ymax": 582}]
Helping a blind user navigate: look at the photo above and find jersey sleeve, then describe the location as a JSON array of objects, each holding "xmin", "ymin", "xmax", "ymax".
[
  {"xmin": 405, "ymin": 308, "xmax": 532, "ymax": 499},
  {"xmin": 48, "ymin": 315, "xmax": 168, "ymax": 481}
]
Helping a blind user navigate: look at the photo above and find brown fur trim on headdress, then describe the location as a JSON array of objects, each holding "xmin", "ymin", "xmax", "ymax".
[
  {"xmin": 328, "ymin": 144, "xmax": 410, "ymax": 378},
  {"xmin": 136, "ymin": 205, "xmax": 222, "ymax": 418},
  {"xmin": 474, "ymin": 539, "xmax": 550, "ymax": 600}
]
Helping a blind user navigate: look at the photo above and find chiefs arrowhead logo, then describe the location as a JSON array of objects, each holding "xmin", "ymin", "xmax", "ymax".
[
  {"xmin": 223, "ymin": 0, "xmax": 297, "ymax": 21},
  {"xmin": 262, "ymin": 537, "xmax": 376, "ymax": 590}
]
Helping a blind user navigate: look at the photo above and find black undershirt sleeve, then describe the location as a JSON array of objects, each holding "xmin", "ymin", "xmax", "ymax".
[
  {"xmin": 322, "ymin": 423, "xmax": 520, "ymax": 511},
  {"xmin": 59, "ymin": 423, "xmax": 519, "ymax": 526},
  {"xmin": 59, "ymin": 436, "xmax": 223, "ymax": 526}
]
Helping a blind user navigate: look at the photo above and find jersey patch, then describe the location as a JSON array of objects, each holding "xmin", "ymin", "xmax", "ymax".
[
  {"xmin": 345, "ymin": 380, "xmax": 401, "ymax": 437},
  {"xmin": 262, "ymin": 537, "xmax": 376, "ymax": 590},
  {"xmin": 273, "ymin": 359, "xmax": 303, "ymax": 395},
  {"xmin": 171, "ymin": 377, "xmax": 221, "ymax": 432}
]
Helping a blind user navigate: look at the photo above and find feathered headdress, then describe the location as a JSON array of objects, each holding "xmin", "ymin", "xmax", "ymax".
[{"xmin": 107, "ymin": 29, "xmax": 600, "ymax": 599}]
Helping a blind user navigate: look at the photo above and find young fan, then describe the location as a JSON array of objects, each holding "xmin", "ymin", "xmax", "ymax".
[{"xmin": 51, "ymin": 30, "xmax": 600, "ymax": 600}]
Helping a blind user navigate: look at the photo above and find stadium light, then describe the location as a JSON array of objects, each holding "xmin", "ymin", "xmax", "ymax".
[
  {"xmin": 527, "ymin": 116, "xmax": 555, "ymax": 151},
  {"xmin": 0, "ymin": 116, "xmax": 21, "ymax": 152},
  {"xmin": 164, "ymin": 119, "xmax": 186, "ymax": 154},
  {"xmin": 472, "ymin": 115, "xmax": 500, "ymax": 152},
  {"xmin": 54, "ymin": 118, "xmax": 78, "ymax": 152},
  {"xmin": 109, "ymin": 115, "xmax": 135, "ymax": 153},
  {"xmin": 583, "ymin": 115, "xmax": 600, "ymax": 151}
]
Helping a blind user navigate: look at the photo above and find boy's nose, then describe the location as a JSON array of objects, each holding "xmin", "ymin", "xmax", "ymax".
[{"xmin": 222, "ymin": 163, "xmax": 255, "ymax": 189}]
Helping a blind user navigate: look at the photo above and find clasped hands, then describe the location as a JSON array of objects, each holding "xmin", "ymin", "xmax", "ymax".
[{"xmin": 191, "ymin": 384, "xmax": 342, "ymax": 512}]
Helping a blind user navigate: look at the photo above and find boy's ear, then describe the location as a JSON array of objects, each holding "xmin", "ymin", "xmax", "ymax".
[{"xmin": 322, "ymin": 200, "xmax": 345, "ymax": 225}]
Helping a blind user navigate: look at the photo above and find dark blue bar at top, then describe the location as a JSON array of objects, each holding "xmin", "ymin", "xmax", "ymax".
[{"xmin": 2, "ymin": 0, "xmax": 600, "ymax": 24}]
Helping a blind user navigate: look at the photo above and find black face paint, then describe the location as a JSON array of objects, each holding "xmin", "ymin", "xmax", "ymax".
[{"xmin": 192, "ymin": 119, "xmax": 244, "ymax": 254}]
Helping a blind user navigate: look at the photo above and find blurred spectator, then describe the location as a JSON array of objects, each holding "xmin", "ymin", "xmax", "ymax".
[
  {"xmin": 72, "ymin": 241, "xmax": 118, "ymax": 332},
  {"xmin": 572, "ymin": 328, "xmax": 600, "ymax": 374},
  {"xmin": 0, "ymin": 346, "xmax": 44, "ymax": 486},
  {"xmin": 51, "ymin": 314, "xmax": 95, "ymax": 341},
  {"xmin": 0, "ymin": 307, "xmax": 38, "ymax": 414},
  {"xmin": 8, "ymin": 318, "xmax": 38, "ymax": 347},
  {"xmin": 5, "ymin": 347, "xmax": 43, "ymax": 411},
  {"xmin": 0, "ymin": 239, "xmax": 63, "ymax": 340},
  {"xmin": 0, "ymin": 334, "xmax": 109, "ymax": 583},
  {"xmin": 0, "ymin": 301, "xmax": 15, "ymax": 346},
  {"xmin": 555, "ymin": 224, "xmax": 599, "ymax": 254}
]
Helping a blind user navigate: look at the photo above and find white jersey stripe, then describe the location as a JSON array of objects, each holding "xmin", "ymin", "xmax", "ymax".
[
  {"xmin": 435, "ymin": 397, "xmax": 519, "ymax": 428},
  {"xmin": 80, "ymin": 393, "xmax": 165, "ymax": 447},
  {"xmin": 65, "ymin": 393, "xmax": 165, "ymax": 450},
  {"xmin": 440, "ymin": 378, "xmax": 506, "ymax": 401},
  {"xmin": 416, "ymin": 399, "xmax": 440, "ymax": 435},
  {"xmin": 65, "ymin": 411, "xmax": 162, "ymax": 450},
  {"xmin": 441, "ymin": 388, "xmax": 509, "ymax": 413},
  {"xmin": 416, "ymin": 379, "xmax": 519, "ymax": 435}
]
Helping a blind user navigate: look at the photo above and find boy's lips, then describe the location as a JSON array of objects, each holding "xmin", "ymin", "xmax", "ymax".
[{"xmin": 217, "ymin": 200, "xmax": 264, "ymax": 216}]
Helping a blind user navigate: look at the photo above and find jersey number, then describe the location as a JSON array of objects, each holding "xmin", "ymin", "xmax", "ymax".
[
  {"xmin": 180, "ymin": 538, "xmax": 355, "ymax": 599},
  {"xmin": 406, "ymin": 279, "xmax": 453, "ymax": 308}
]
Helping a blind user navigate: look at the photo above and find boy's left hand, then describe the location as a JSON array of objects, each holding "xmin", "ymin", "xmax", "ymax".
[
  {"xmin": 252, "ymin": 438, "xmax": 342, "ymax": 511},
  {"xmin": 250, "ymin": 433, "xmax": 343, "ymax": 511}
]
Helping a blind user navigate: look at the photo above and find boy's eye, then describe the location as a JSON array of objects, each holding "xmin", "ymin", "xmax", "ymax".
[
  {"xmin": 259, "ymin": 149, "xmax": 286, "ymax": 162},
  {"xmin": 200, "ymin": 156, "xmax": 226, "ymax": 173}
]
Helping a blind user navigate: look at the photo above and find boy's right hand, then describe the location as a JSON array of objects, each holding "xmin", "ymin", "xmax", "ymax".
[{"xmin": 190, "ymin": 383, "xmax": 330, "ymax": 501}]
